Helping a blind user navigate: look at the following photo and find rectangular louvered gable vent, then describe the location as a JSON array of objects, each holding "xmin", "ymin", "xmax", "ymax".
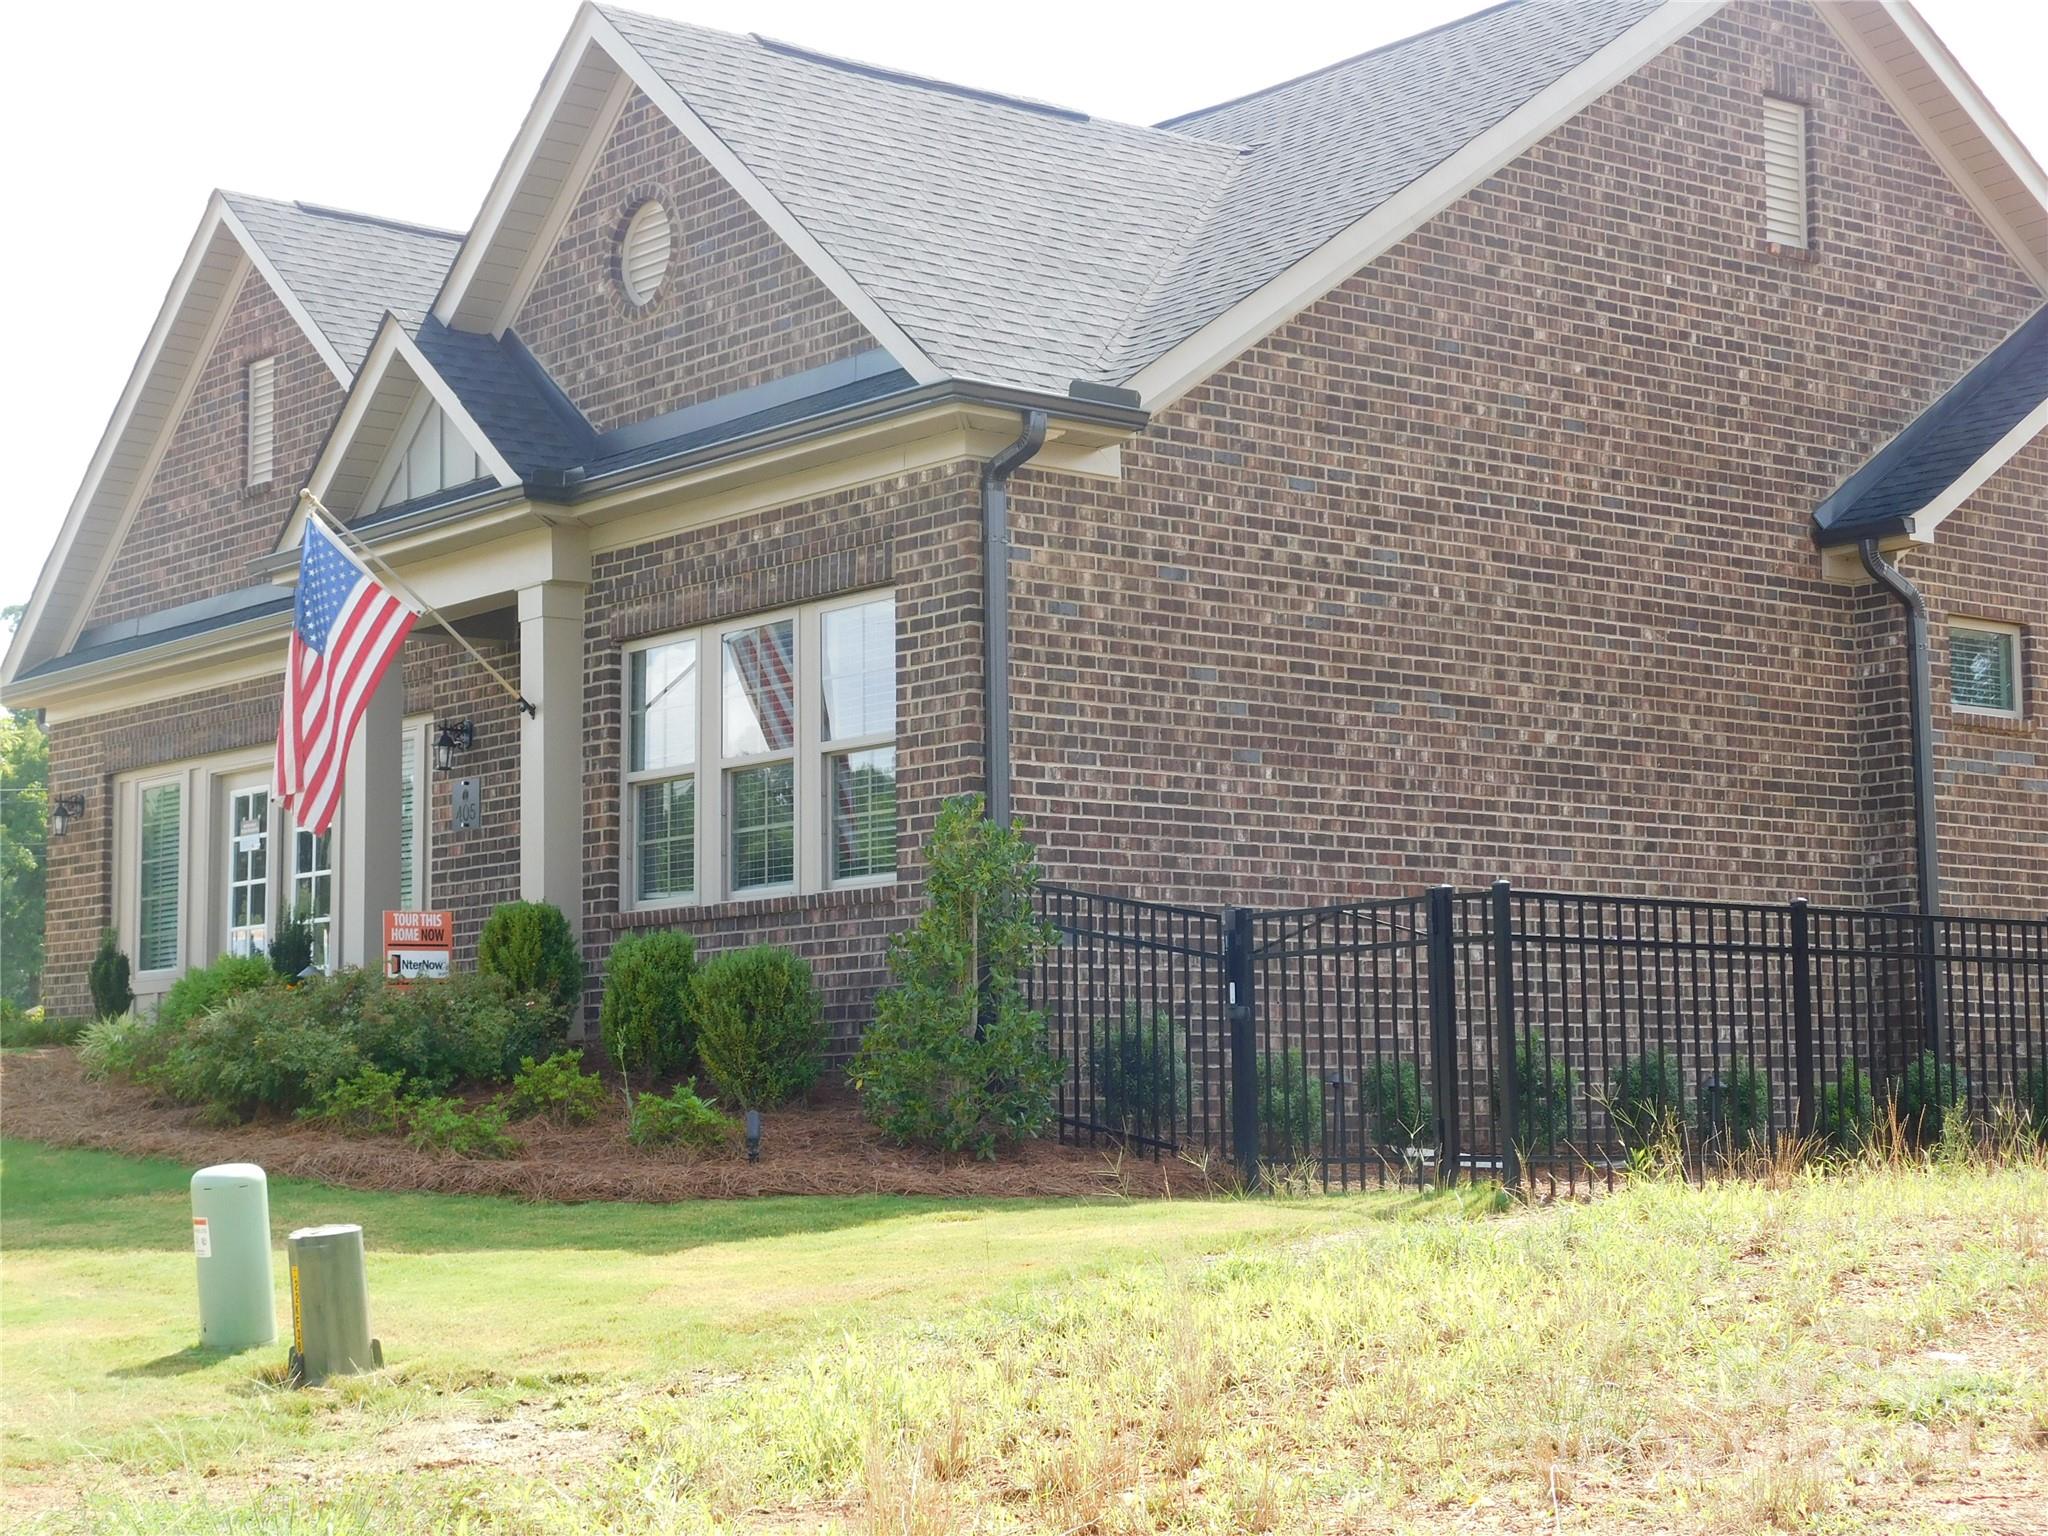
[
  {"xmin": 247, "ymin": 356, "xmax": 276, "ymax": 486},
  {"xmin": 1761, "ymin": 96, "xmax": 1809, "ymax": 248}
]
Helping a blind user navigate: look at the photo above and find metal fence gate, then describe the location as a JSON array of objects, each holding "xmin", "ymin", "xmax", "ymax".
[{"xmin": 1033, "ymin": 879, "xmax": 2048, "ymax": 1193}]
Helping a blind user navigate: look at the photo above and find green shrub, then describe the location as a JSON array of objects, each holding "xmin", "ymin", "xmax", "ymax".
[
  {"xmin": 1359, "ymin": 1058, "xmax": 1431, "ymax": 1147},
  {"xmin": 88, "ymin": 930, "xmax": 132, "ymax": 1019},
  {"xmin": 504, "ymin": 1051, "xmax": 608, "ymax": 1126},
  {"xmin": 0, "ymin": 1005, "xmax": 82, "ymax": 1048},
  {"xmin": 76, "ymin": 1012, "xmax": 156, "ymax": 1080},
  {"xmin": 148, "ymin": 989, "xmax": 362, "ymax": 1118},
  {"xmin": 1817, "ymin": 1063, "xmax": 1876, "ymax": 1152},
  {"xmin": 1718, "ymin": 1057, "xmax": 1771, "ymax": 1150},
  {"xmin": 1893, "ymin": 1050, "xmax": 1969, "ymax": 1144},
  {"xmin": 299, "ymin": 1065, "xmax": 410, "ymax": 1136},
  {"xmin": 350, "ymin": 971, "xmax": 563, "ymax": 1090},
  {"xmin": 158, "ymin": 953, "xmax": 275, "ymax": 1033},
  {"xmin": 627, "ymin": 1079, "xmax": 734, "ymax": 1151},
  {"xmin": 691, "ymin": 946, "xmax": 825, "ymax": 1109},
  {"xmin": 478, "ymin": 901, "xmax": 584, "ymax": 1019},
  {"xmin": 1256, "ymin": 1047, "xmax": 1324, "ymax": 1161},
  {"xmin": 599, "ymin": 930, "xmax": 697, "ymax": 1086},
  {"xmin": 1608, "ymin": 1049, "xmax": 1686, "ymax": 1150},
  {"xmin": 269, "ymin": 905, "xmax": 317, "ymax": 980},
  {"xmin": 1515, "ymin": 1035, "xmax": 1577, "ymax": 1155},
  {"xmin": 1089, "ymin": 1008, "xmax": 1190, "ymax": 1141},
  {"xmin": 853, "ymin": 796, "xmax": 1058, "ymax": 1159},
  {"xmin": 402, "ymin": 1094, "xmax": 521, "ymax": 1158},
  {"xmin": 2020, "ymin": 1061, "xmax": 2048, "ymax": 1138}
]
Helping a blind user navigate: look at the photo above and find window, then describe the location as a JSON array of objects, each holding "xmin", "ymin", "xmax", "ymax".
[
  {"xmin": 627, "ymin": 636, "xmax": 699, "ymax": 903},
  {"xmin": 1950, "ymin": 620, "xmax": 2022, "ymax": 718},
  {"xmin": 378, "ymin": 404, "xmax": 483, "ymax": 509},
  {"xmin": 619, "ymin": 200, "xmax": 674, "ymax": 306},
  {"xmin": 821, "ymin": 597, "xmax": 897, "ymax": 881},
  {"xmin": 723, "ymin": 618, "xmax": 798, "ymax": 892},
  {"xmin": 246, "ymin": 357, "xmax": 276, "ymax": 486},
  {"xmin": 138, "ymin": 782, "xmax": 183, "ymax": 972},
  {"xmin": 1761, "ymin": 95, "xmax": 1809, "ymax": 248},
  {"xmin": 293, "ymin": 825, "xmax": 334, "ymax": 970},
  {"xmin": 225, "ymin": 786, "xmax": 270, "ymax": 956},
  {"xmin": 622, "ymin": 592, "xmax": 896, "ymax": 906}
]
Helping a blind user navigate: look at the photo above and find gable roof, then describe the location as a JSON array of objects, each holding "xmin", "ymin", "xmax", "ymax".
[
  {"xmin": 222, "ymin": 195, "xmax": 460, "ymax": 372},
  {"xmin": 1815, "ymin": 305, "xmax": 2048, "ymax": 546},
  {"xmin": 2, "ymin": 194, "xmax": 463, "ymax": 688}
]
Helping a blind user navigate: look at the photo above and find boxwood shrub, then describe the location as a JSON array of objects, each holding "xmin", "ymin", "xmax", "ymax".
[
  {"xmin": 478, "ymin": 901, "xmax": 584, "ymax": 1019},
  {"xmin": 158, "ymin": 953, "xmax": 276, "ymax": 1033},
  {"xmin": 599, "ymin": 930, "xmax": 697, "ymax": 1085},
  {"xmin": 1089, "ymin": 1008, "xmax": 1190, "ymax": 1143},
  {"xmin": 691, "ymin": 946, "xmax": 826, "ymax": 1109}
]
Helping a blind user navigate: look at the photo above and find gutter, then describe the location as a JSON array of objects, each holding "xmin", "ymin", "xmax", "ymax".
[{"xmin": 982, "ymin": 410, "xmax": 1047, "ymax": 827}]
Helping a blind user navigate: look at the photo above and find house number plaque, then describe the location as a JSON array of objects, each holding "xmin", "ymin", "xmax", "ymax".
[{"xmin": 451, "ymin": 776, "xmax": 481, "ymax": 831}]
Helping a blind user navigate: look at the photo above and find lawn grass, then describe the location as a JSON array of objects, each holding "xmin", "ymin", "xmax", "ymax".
[{"xmin": 3, "ymin": 1138, "xmax": 2044, "ymax": 1533}]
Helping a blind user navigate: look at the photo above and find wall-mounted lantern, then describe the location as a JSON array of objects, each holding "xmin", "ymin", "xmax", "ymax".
[
  {"xmin": 432, "ymin": 721, "xmax": 475, "ymax": 774},
  {"xmin": 49, "ymin": 792, "xmax": 86, "ymax": 838}
]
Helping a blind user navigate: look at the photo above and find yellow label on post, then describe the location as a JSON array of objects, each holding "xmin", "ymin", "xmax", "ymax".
[{"xmin": 290, "ymin": 1262, "xmax": 304, "ymax": 1352}]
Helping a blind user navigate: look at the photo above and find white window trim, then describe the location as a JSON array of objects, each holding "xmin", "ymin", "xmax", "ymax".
[
  {"xmin": 221, "ymin": 769, "xmax": 275, "ymax": 959},
  {"xmin": 122, "ymin": 769, "xmax": 192, "ymax": 985},
  {"xmin": 621, "ymin": 590, "xmax": 897, "ymax": 911},
  {"xmin": 401, "ymin": 714, "xmax": 433, "ymax": 912},
  {"xmin": 1949, "ymin": 617, "xmax": 2024, "ymax": 720},
  {"xmin": 816, "ymin": 591, "xmax": 899, "ymax": 891}
]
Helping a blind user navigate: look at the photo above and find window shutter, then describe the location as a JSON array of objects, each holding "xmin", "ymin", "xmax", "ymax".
[
  {"xmin": 1761, "ymin": 97, "xmax": 1808, "ymax": 247},
  {"xmin": 247, "ymin": 357, "xmax": 276, "ymax": 486},
  {"xmin": 139, "ymin": 784, "xmax": 183, "ymax": 971},
  {"xmin": 398, "ymin": 732, "xmax": 418, "ymax": 912}
]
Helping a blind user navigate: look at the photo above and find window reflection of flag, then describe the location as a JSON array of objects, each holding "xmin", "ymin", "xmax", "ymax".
[{"xmin": 728, "ymin": 622, "xmax": 795, "ymax": 751}]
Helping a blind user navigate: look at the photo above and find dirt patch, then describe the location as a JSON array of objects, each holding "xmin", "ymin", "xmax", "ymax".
[{"xmin": 0, "ymin": 1049, "xmax": 1195, "ymax": 1202}]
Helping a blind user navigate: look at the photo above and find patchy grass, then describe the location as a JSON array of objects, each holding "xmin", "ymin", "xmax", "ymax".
[{"xmin": 3, "ymin": 1140, "xmax": 2044, "ymax": 1533}]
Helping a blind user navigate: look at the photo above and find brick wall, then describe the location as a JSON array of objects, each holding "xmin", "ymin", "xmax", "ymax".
[
  {"xmin": 581, "ymin": 463, "xmax": 983, "ymax": 1055},
  {"xmin": 84, "ymin": 270, "xmax": 339, "ymax": 629},
  {"xmin": 513, "ymin": 89, "xmax": 875, "ymax": 436},
  {"xmin": 1005, "ymin": 0, "xmax": 2044, "ymax": 914}
]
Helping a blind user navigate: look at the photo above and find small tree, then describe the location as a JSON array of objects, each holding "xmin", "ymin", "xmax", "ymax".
[
  {"xmin": 691, "ymin": 945, "xmax": 825, "ymax": 1108},
  {"xmin": 269, "ymin": 903, "xmax": 317, "ymax": 981},
  {"xmin": 88, "ymin": 929, "xmax": 132, "ymax": 1019},
  {"xmin": 853, "ymin": 795, "xmax": 1058, "ymax": 1159}
]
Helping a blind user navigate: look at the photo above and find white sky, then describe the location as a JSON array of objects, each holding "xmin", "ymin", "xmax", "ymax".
[{"xmin": 1, "ymin": 0, "xmax": 2042, "ymax": 616}]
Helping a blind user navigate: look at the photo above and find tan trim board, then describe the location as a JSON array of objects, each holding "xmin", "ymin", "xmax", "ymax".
[{"xmin": 1908, "ymin": 394, "xmax": 2048, "ymax": 539}]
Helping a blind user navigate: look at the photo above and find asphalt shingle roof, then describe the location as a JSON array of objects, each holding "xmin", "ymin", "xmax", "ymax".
[
  {"xmin": 224, "ymin": 194, "xmax": 461, "ymax": 372},
  {"xmin": 600, "ymin": 0, "xmax": 1661, "ymax": 391},
  {"xmin": 413, "ymin": 319, "xmax": 595, "ymax": 478},
  {"xmin": 1815, "ymin": 307, "xmax": 2048, "ymax": 543}
]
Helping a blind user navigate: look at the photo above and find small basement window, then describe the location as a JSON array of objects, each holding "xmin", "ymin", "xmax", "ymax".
[
  {"xmin": 1761, "ymin": 95, "xmax": 1809, "ymax": 248},
  {"xmin": 1949, "ymin": 619, "xmax": 2022, "ymax": 718},
  {"xmin": 619, "ymin": 200, "xmax": 674, "ymax": 307}
]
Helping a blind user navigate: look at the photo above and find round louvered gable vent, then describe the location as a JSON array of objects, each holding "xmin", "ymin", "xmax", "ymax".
[{"xmin": 619, "ymin": 201, "xmax": 673, "ymax": 306}]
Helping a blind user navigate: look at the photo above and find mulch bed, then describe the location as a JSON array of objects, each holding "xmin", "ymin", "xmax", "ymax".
[{"xmin": 0, "ymin": 1049, "xmax": 1193, "ymax": 1202}]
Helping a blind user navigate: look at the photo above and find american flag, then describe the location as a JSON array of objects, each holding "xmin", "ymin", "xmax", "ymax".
[{"xmin": 274, "ymin": 516, "xmax": 417, "ymax": 835}]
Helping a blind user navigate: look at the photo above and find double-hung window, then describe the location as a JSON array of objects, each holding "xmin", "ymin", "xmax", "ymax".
[{"xmin": 623, "ymin": 592, "xmax": 896, "ymax": 906}]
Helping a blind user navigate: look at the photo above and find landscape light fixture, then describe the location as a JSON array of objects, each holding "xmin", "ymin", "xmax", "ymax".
[
  {"xmin": 432, "ymin": 720, "xmax": 475, "ymax": 774},
  {"xmin": 745, "ymin": 1110, "xmax": 762, "ymax": 1162},
  {"xmin": 49, "ymin": 792, "xmax": 85, "ymax": 837}
]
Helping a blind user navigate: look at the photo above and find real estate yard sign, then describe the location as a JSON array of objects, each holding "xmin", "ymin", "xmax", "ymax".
[{"xmin": 383, "ymin": 910, "xmax": 453, "ymax": 982}]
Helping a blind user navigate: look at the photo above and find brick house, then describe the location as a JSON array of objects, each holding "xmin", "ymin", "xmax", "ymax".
[{"xmin": 6, "ymin": 0, "xmax": 2044, "ymax": 1051}]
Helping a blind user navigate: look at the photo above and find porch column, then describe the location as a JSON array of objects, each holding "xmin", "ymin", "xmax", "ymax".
[
  {"xmin": 519, "ymin": 580, "xmax": 587, "ymax": 938},
  {"xmin": 338, "ymin": 667, "xmax": 402, "ymax": 970}
]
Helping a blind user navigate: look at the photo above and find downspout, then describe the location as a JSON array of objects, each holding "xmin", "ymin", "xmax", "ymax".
[
  {"xmin": 1857, "ymin": 539, "xmax": 1941, "ymax": 916},
  {"xmin": 1859, "ymin": 537, "xmax": 1944, "ymax": 1058},
  {"xmin": 982, "ymin": 410, "xmax": 1048, "ymax": 828}
]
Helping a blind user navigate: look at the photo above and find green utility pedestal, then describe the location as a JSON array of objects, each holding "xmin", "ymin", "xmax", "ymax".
[
  {"xmin": 190, "ymin": 1163, "xmax": 278, "ymax": 1350},
  {"xmin": 286, "ymin": 1223, "xmax": 383, "ymax": 1386}
]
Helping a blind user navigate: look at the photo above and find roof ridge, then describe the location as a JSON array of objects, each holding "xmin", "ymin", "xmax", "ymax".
[
  {"xmin": 221, "ymin": 189, "xmax": 462, "ymax": 242},
  {"xmin": 749, "ymin": 32, "xmax": 1090, "ymax": 122},
  {"xmin": 1153, "ymin": 0, "xmax": 1526, "ymax": 130}
]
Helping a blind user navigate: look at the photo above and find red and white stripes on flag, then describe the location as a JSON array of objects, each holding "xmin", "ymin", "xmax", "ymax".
[{"xmin": 274, "ymin": 514, "xmax": 417, "ymax": 836}]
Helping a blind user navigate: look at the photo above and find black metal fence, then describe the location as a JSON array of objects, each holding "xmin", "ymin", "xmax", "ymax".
[{"xmin": 1032, "ymin": 880, "xmax": 2048, "ymax": 1193}]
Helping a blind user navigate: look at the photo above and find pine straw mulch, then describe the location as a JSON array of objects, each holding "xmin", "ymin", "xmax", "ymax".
[{"xmin": 0, "ymin": 1048, "xmax": 1192, "ymax": 1203}]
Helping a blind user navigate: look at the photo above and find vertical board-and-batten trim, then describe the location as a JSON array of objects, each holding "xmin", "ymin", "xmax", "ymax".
[
  {"xmin": 1761, "ymin": 95, "xmax": 1809, "ymax": 247},
  {"xmin": 246, "ymin": 356, "xmax": 277, "ymax": 486}
]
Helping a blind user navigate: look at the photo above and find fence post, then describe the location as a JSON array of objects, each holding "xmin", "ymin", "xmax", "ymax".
[
  {"xmin": 1224, "ymin": 906, "xmax": 1261, "ymax": 1188},
  {"xmin": 1790, "ymin": 898, "xmax": 1815, "ymax": 1140},
  {"xmin": 1491, "ymin": 879, "xmax": 1521, "ymax": 1191},
  {"xmin": 1426, "ymin": 885, "xmax": 1461, "ymax": 1186}
]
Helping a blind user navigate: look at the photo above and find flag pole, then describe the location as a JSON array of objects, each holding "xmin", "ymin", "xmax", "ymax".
[{"xmin": 295, "ymin": 488, "xmax": 536, "ymax": 718}]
